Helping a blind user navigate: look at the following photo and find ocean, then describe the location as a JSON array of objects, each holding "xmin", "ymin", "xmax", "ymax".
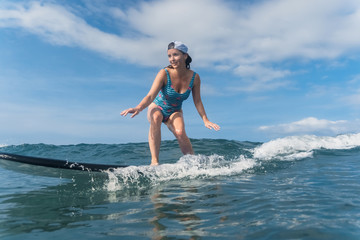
[{"xmin": 0, "ymin": 134, "xmax": 360, "ymax": 239}]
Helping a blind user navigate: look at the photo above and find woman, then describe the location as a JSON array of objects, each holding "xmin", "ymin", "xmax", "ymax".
[{"xmin": 121, "ymin": 41, "xmax": 220, "ymax": 165}]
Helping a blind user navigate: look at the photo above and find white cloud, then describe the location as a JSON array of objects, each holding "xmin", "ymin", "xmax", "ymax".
[
  {"xmin": 259, "ymin": 117, "xmax": 360, "ymax": 135},
  {"xmin": 0, "ymin": 1, "xmax": 162, "ymax": 65},
  {"xmin": 235, "ymin": 65, "xmax": 289, "ymax": 80},
  {"xmin": 2, "ymin": 0, "xmax": 360, "ymax": 91},
  {"xmin": 230, "ymin": 64, "xmax": 292, "ymax": 92}
]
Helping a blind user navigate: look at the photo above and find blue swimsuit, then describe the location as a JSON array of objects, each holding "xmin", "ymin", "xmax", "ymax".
[{"xmin": 153, "ymin": 69, "xmax": 196, "ymax": 122}]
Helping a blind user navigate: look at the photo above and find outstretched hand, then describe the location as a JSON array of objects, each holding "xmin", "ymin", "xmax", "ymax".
[
  {"xmin": 120, "ymin": 107, "xmax": 141, "ymax": 118},
  {"xmin": 204, "ymin": 120, "xmax": 220, "ymax": 131}
]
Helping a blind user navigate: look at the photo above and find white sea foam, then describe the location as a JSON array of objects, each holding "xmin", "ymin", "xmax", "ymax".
[
  {"xmin": 106, "ymin": 154, "xmax": 257, "ymax": 191},
  {"xmin": 104, "ymin": 133, "xmax": 360, "ymax": 191},
  {"xmin": 252, "ymin": 133, "xmax": 360, "ymax": 161}
]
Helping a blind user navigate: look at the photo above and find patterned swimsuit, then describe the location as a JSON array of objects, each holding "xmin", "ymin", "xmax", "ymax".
[{"xmin": 153, "ymin": 69, "xmax": 196, "ymax": 122}]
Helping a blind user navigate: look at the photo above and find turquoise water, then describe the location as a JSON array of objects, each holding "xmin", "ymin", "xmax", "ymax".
[{"xmin": 1, "ymin": 134, "xmax": 360, "ymax": 239}]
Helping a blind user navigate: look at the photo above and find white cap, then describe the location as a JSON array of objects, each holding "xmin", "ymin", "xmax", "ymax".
[{"xmin": 171, "ymin": 41, "xmax": 188, "ymax": 53}]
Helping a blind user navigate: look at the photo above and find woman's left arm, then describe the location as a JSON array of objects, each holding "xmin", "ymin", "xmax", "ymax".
[{"xmin": 192, "ymin": 74, "xmax": 220, "ymax": 131}]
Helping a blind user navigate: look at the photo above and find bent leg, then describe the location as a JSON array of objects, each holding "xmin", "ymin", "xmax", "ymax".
[
  {"xmin": 166, "ymin": 111, "xmax": 194, "ymax": 155},
  {"xmin": 147, "ymin": 103, "xmax": 163, "ymax": 165}
]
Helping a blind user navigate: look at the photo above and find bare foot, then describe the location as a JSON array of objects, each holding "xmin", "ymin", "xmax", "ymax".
[{"xmin": 150, "ymin": 162, "xmax": 159, "ymax": 166}]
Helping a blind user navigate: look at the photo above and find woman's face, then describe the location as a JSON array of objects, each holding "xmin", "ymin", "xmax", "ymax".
[{"xmin": 167, "ymin": 49, "xmax": 187, "ymax": 69}]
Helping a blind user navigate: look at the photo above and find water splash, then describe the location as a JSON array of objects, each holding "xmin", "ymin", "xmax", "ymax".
[
  {"xmin": 105, "ymin": 154, "xmax": 256, "ymax": 191},
  {"xmin": 252, "ymin": 133, "xmax": 360, "ymax": 161},
  {"xmin": 103, "ymin": 133, "xmax": 360, "ymax": 191}
]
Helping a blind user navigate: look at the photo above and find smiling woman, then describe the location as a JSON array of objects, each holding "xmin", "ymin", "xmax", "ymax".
[
  {"xmin": 121, "ymin": 41, "xmax": 220, "ymax": 165},
  {"xmin": 167, "ymin": 41, "xmax": 192, "ymax": 69}
]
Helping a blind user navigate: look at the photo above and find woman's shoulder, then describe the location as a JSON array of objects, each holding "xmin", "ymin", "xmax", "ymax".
[
  {"xmin": 188, "ymin": 68, "xmax": 198, "ymax": 77},
  {"xmin": 153, "ymin": 69, "xmax": 168, "ymax": 86},
  {"xmin": 156, "ymin": 68, "xmax": 168, "ymax": 76}
]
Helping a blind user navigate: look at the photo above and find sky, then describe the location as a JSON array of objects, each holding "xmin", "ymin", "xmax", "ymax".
[{"xmin": 1, "ymin": 0, "xmax": 360, "ymax": 145}]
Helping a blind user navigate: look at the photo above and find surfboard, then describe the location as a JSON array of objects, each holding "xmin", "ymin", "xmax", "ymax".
[{"xmin": 0, "ymin": 152, "xmax": 130, "ymax": 179}]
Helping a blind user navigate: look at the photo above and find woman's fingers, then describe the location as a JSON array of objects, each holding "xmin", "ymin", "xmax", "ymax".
[
  {"xmin": 121, "ymin": 108, "xmax": 134, "ymax": 116},
  {"xmin": 130, "ymin": 110, "xmax": 140, "ymax": 118},
  {"xmin": 121, "ymin": 108, "xmax": 141, "ymax": 118},
  {"xmin": 205, "ymin": 121, "xmax": 220, "ymax": 131},
  {"xmin": 212, "ymin": 123, "xmax": 220, "ymax": 131}
]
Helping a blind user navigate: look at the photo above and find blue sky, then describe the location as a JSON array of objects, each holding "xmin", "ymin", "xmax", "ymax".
[{"xmin": 1, "ymin": 0, "xmax": 360, "ymax": 145}]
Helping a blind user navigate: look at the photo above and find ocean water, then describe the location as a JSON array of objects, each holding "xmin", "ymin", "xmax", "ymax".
[{"xmin": 0, "ymin": 134, "xmax": 360, "ymax": 239}]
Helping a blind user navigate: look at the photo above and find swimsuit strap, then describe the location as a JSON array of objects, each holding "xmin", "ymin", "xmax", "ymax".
[
  {"xmin": 189, "ymin": 72, "xmax": 196, "ymax": 89},
  {"xmin": 164, "ymin": 68, "xmax": 171, "ymax": 86}
]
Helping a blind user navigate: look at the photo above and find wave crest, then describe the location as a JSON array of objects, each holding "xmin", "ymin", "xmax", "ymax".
[
  {"xmin": 252, "ymin": 133, "xmax": 360, "ymax": 161},
  {"xmin": 106, "ymin": 154, "xmax": 256, "ymax": 191}
]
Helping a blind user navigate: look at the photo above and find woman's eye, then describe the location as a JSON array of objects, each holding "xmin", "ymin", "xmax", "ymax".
[{"xmin": 168, "ymin": 53, "xmax": 179, "ymax": 58}]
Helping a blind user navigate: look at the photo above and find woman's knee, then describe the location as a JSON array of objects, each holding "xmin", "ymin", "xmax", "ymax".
[
  {"xmin": 173, "ymin": 128, "xmax": 188, "ymax": 140},
  {"xmin": 149, "ymin": 110, "xmax": 163, "ymax": 124},
  {"xmin": 147, "ymin": 104, "xmax": 164, "ymax": 124},
  {"xmin": 167, "ymin": 112, "xmax": 188, "ymax": 139}
]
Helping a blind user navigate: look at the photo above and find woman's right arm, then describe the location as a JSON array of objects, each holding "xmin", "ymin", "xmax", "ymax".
[{"xmin": 121, "ymin": 69, "xmax": 166, "ymax": 118}]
